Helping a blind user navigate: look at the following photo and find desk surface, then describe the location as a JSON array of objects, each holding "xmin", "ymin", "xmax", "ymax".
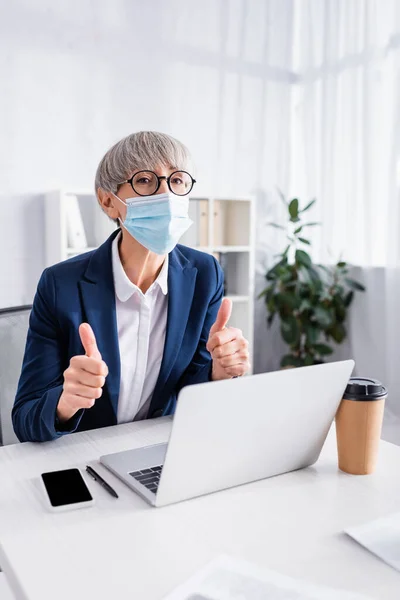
[{"xmin": 0, "ymin": 418, "xmax": 400, "ymax": 600}]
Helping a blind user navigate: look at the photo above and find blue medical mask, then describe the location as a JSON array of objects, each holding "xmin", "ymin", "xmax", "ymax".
[{"xmin": 112, "ymin": 191, "xmax": 193, "ymax": 255}]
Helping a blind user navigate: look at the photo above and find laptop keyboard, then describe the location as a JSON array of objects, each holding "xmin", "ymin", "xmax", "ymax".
[{"xmin": 129, "ymin": 465, "xmax": 163, "ymax": 494}]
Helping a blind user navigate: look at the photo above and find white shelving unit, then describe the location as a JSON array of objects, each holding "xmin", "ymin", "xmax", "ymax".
[
  {"xmin": 180, "ymin": 196, "xmax": 255, "ymax": 368},
  {"xmin": 45, "ymin": 191, "xmax": 255, "ymax": 370},
  {"xmin": 45, "ymin": 190, "xmax": 117, "ymax": 264}
]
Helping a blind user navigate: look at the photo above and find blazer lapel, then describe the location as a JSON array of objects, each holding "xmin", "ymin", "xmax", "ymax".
[
  {"xmin": 78, "ymin": 230, "xmax": 121, "ymax": 418},
  {"xmin": 150, "ymin": 247, "xmax": 197, "ymax": 415}
]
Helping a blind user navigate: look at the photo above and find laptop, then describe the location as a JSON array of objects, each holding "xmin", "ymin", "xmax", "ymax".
[{"xmin": 100, "ymin": 360, "xmax": 354, "ymax": 507}]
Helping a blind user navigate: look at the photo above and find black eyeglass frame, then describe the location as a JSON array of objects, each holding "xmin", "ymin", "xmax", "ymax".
[{"xmin": 121, "ymin": 170, "xmax": 196, "ymax": 197}]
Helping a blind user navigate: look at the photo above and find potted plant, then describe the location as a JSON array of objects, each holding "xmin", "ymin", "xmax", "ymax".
[{"xmin": 259, "ymin": 194, "xmax": 366, "ymax": 368}]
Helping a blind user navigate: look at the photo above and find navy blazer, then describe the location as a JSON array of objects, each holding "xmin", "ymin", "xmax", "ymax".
[{"xmin": 13, "ymin": 230, "xmax": 224, "ymax": 442}]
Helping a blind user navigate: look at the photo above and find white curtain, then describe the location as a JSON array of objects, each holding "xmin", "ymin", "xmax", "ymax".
[{"xmin": 286, "ymin": 0, "xmax": 400, "ymax": 428}]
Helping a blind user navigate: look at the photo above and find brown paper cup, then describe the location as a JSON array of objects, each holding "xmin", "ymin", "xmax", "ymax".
[{"xmin": 335, "ymin": 377, "xmax": 387, "ymax": 475}]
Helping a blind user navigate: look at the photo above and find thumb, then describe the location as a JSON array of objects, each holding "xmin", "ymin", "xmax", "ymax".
[
  {"xmin": 209, "ymin": 298, "xmax": 232, "ymax": 337},
  {"xmin": 79, "ymin": 323, "xmax": 102, "ymax": 360}
]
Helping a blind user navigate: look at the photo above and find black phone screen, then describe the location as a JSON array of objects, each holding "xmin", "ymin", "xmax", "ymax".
[{"xmin": 41, "ymin": 468, "xmax": 93, "ymax": 507}]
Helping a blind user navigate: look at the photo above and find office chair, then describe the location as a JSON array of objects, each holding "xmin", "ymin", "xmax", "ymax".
[{"xmin": 0, "ymin": 305, "xmax": 31, "ymax": 445}]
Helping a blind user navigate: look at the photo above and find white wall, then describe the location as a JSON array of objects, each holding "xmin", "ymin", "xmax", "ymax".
[
  {"xmin": 1, "ymin": 1, "xmax": 399, "ymax": 429},
  {"xmin": 0, "ymin": 195, "xmax": 45, "ymax": 307},
  {"xmin": 0, "ymin": 0, "xmax": 295, "ymax": 350}
]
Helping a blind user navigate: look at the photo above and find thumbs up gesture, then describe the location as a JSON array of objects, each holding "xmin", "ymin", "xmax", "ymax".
[
  {"xmin": 56, "ymin": 323, "xmax": 109, "ymax": 424},
  {"xmin": 206, "ymin": 298, "xmax": 251, "ymax": 381}
]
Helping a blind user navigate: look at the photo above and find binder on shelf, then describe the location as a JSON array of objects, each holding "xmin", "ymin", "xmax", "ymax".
[
  {"xmin": 198, "ymin": 199, "xmax": 209, "ymax": 246},
  {"xmin": 66, "ymin": 195, "xmax": 87, "ymax": 249},
  {"xmin": 214, "ymin": 200, "xmax": 228, "ymax": 246},
  {"xmin": 181, "ymin": 199, "xmax": 209, "ymax": 248},
  {"xmin": 198, "ymin": 200, "xmax": 209, "ymax": 246}
]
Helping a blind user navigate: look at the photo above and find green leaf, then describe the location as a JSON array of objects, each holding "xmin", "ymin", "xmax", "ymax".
[
  {"xmin": 333, "ymin": 295, "xmax": 346, "ymax": 321},
  {"xmin": 337, "ymin": 261, "xmax": 347, "ymax": 268},
  {"xmin": 276, "ymin": 292, "xmax": 301, "ymax": 310},
  {"xmin": 266, "ymin": 257, "xmax": 288, "ymax": 281},
  {"xmin": 295, "ymin": 249, "xmax": 312, "ymax": 268},
  {"xmin": 267, "ymin": 297, "xmax": 276, "ymax": 313},
  {"xmin": 298, "ymin": 266, "xmax": 314, "ymax": 285},
  {"xmin": 266, "ymin": 287, "xmax": 275, "ymax": 302},
  {"xmin": 266, "ymin": 272, "xmax": 277, "ymax": 281},
  {"xmin": 289, "ymin": 198, "xmax": 299, "ymax": 221},
  {"xmin": 268, "ymin": 223, "xmax": 286, "ymax": 230},
  {"xmin": 314, "ymin": 306, "xmax": 334, "ymax": 327},
  {"xmin": 328, "ymin": 323, "xmax": 346, "ymax": 343},
  {"xmin": 259, "ymin": 286, "xmax": 275, "ymax": 305},
  {"xmin": 344, "ymin": 290, "xmax": 354, "ymax": 307},
  {"xmin": 280, "ymin": 316, "xmax": 300, "ymax": 345},
  {"xmin": 298, "ymin": 237, "xmax": 311, "ymax": 245},
  {"xmin": 294, "ymin": 226, "xmax": 303, "ymax": 234},
  {"xmin": 282, "ymin": 244, "xmax": 291, "ymax": 258},
  {"xmin": 267, "ymin": 313, "xmax": 275, "ymax": 327},
  {"xmin": 335, "ymin": 310, "xmax": 346, "ymax": 324},
  {"xmin": 300, "ymin": 199, "xmax": 316, "ymax": 213},
  {"xmin": 308, "ymin": 266, "xmax": 321, "ymax": 282},
  {"xmin": 312, "ymin": 280, "xmax": 324, "ymax": 294},
  {"xmin": 345, "ymin": 278, "xmax": 366, "ymax": 292},
  {"xmin": 319, "ymin": 290, "xmax": 332, "ymax": 303},
  {"xmin": 299, "ymin": 299, "xmax": 312, "ymax": 313},
  {"xmin": 304, "ymin": 354, "xmax": 315, "ymax": 366},
  {"xmin": 280, "ymin": 354, "xmax": 302, "ymax": 368},
  {"xmin": 313, "ymin": 343, "xmax": 334, "ymax": 356},
  {"xmin": 302, "ymin": 222, "xmax": 321, "ymax": 228},
  {"xmin": 305, "ymin": 325, "xmax": 319, "ymax": 345},
  {"xmin": 309, "ymin": 280, "xmax": 323, "ymax": 296},
  {"xmin": 279, "ymin": 269, "xmax": 295, "ymax": 284}
]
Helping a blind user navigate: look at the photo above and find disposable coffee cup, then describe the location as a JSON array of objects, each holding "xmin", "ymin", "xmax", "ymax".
[{"xmin": 335, "ymin": 377, "xmax": 388, "ymax": 475}]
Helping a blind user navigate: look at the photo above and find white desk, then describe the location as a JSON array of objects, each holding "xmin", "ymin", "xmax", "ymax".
[
  {"xmin": 0, "ymin": 417, "xmax": 399, "ymax": 600},
  {"xmin": 0, "ymin": 572, "xmax": 15, "ymax": 600}
]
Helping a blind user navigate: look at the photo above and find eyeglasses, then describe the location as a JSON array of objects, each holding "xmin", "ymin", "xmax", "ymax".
[{"xmin": 121, "ymin": 170, "xmax": 196, "ymax": 197}]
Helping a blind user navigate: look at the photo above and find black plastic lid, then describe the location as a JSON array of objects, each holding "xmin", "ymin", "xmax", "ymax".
[{"xmin": 343, "ymin": 377, "xmax": 388, "ymax": 401}]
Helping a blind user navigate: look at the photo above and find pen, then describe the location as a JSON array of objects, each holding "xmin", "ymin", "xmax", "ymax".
[{"xmin": 86, "ymin": 465, "xmax": 119, "ymax": 499}]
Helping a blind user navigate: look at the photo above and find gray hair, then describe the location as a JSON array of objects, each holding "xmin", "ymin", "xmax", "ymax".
[{"xmin": 95, "ymin": 131, "xmax": 193, "ymax": 195}]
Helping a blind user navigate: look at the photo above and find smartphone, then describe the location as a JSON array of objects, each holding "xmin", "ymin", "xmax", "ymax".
[{"xmin": 41, "ymin": 468, "xmax": 95, "ymax": 512}]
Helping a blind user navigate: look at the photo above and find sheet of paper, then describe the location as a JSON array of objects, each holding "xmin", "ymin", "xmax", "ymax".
[
  {"xmin": 163, "ymin": 555, "xmax": 372, "ymax": 600},
  {"xmin": 346, "ymin": 511, "xmax": 400, "ymax": 573}
]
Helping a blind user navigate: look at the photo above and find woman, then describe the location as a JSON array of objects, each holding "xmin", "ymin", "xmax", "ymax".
[{"xmin": 13, "ymin": 131, "xmax": 250, "ymax": 442}]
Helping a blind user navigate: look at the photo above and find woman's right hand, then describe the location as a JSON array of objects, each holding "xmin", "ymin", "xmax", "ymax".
[{"xmin": 56, "ymin": 323, "xmax": 109, "ymax": 423}]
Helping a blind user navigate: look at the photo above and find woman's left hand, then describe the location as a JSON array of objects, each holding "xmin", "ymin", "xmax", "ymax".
[{"xmin": 206, "ymin": 298, "xmax": 251, "ymax": 380}]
